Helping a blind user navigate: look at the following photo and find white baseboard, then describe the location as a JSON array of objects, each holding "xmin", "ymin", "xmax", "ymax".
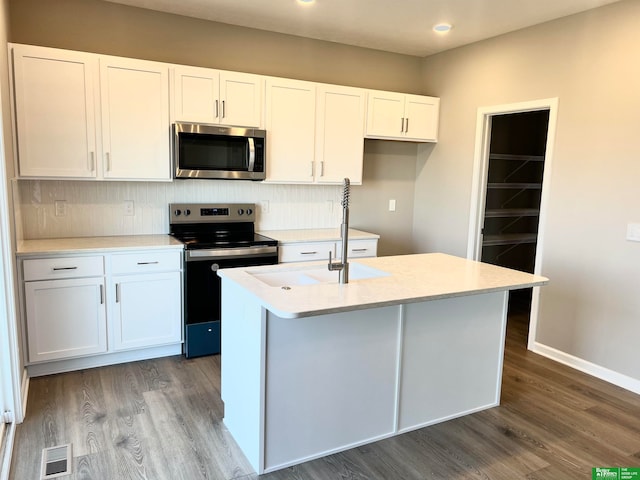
[
  {"xmin": 0, "ymin": 421, "xmax": 16, "ymax": 480},
  {"xmin": 530, "ymin": 342, "xmax": 640, "ymax": 395}
]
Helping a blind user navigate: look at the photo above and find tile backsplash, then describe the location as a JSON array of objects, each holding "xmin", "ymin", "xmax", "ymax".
[{"xmin": 18, "ymin": 179, "xmax": 343, "ymax": 239}]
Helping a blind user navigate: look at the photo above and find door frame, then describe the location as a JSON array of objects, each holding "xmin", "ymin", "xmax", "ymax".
[{"xmin": 466, "ymin": 98, "xmax": 558, "ymax": 350}]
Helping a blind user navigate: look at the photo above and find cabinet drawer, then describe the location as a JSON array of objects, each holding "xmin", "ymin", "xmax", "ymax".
[
  {"xmin": 279, "ymin": 242, "xmax": 335, "ymax": 263},
  {"xmin": 23, "ymin": 255, "xmax": 104, "ymax": 281},
  {"xmin": 111, "ymin": 250, "xmax": 182, "ymax": 274},
  {"xmin": 346, "ymin": 239, "xmax": 378, "ymax": 259}
]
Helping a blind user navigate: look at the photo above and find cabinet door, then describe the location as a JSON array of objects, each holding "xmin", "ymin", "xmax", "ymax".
[
  {"xmin": 174, "ymin": 66, "xmax": 219, "ymax": 123},
  {"xmin": 265, "ymin": 78, "xmax": 316, "ymax": 183},
  {"xmin": 110, "ymin": 272, "xmax": 182, "ymax": 351},
  {"xmin": 404, "ymin": 95, "xmax": 439, "ymax": 142},
  {"xmin": 365, "ymin": 90, "xmax": 405, "ymax": 139},
  {"xmin": 100, "ymin": 57, "xmax": 171, "ymax": 180},
  {"xmin": 25, "ymin": 277, "xmax": 107, "ymax": 362},
  {"xmin": 220, "ymin": 71, "xmax": 263, "ymax": 128},
  {"xmin": 315, "ymin": 85, "xmax": 365, "ymax": 185},
  {"xmin": 12, "ymin": 45, "xmax": 98, "ymax": 178}
]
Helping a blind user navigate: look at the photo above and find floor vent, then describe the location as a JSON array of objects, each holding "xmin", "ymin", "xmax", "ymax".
[{"xmin": 40, "ymin": 443, "xmax": 72, "ymax": 479}]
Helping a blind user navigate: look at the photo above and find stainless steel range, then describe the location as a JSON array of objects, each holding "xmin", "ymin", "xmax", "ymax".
[{"xmin": 169, "ymin": 203, "xmax": 278, "ymax": 358}]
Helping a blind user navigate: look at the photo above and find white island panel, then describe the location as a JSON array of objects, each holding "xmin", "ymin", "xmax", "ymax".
[
  {"xmin": 264, "ymin": 306, "xmax": 400, "ymax": 471},
  {"xmin": 399, "ymin": 291, "xmax": 507, "ymax": 432}
]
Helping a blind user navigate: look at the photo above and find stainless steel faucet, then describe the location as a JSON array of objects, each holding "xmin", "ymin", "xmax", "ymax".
[{"xmin": 328, "ymin": 178, "xmax": 350, "ymax": 284}]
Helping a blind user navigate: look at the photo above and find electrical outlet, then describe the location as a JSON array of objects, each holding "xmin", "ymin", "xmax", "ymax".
[
  {"xmin": 389, "ymin": 199, "xmax": 396, "ymax": 212},
  {"xmin": 54, "ymin": 200, "xmax": 66, "ymax": 217},
  {"xmin": 124, "ymin": 200, "xmax": 135, "ymax": 216},
  {"xmin": 260, "ymin": 200, "xmax": 270, "ymax": 214}
]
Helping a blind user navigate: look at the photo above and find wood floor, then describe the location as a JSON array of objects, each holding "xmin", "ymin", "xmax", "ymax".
[{"xmin": 10, "ymin": 314, "xmax": 640, "ymax": 479}]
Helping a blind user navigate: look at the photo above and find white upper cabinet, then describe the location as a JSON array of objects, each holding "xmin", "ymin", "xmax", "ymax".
[
  {"xmin": 174, "ymin": 66, "xmax": 263, "ymax": 127},
  {"xmin": 11, "ymin": 45, "xmax": 99, "ymax": 178},
  {"xmin": 366, "ymin": 90, "xmax": 440, "ymax": 142},
  {"xmin": 265, "ymin": 80, "xmax": 366, "ymax": 185},
  {"xmin": 314, "ymin": 85, "xmax": 366, "ymax": 184},
  {"xmin": 100, "ymin": 57, "xmax": 171, "ymax": 180},
  {"xmin": 265, "ymin": 77, "xmax": 317, "ymax": 183},
  {"xmin": 10, "ymin": 44, "xmax": 171, "ymax": 181}
]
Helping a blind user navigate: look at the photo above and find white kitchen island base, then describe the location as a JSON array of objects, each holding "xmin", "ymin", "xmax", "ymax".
[
  {"xmin": 219, "ymin": 253, "xmax": 547, "ymax": 474},
  {"xmin": 222, "ymin": 283, "xmax": 512, "ymax": 472}
]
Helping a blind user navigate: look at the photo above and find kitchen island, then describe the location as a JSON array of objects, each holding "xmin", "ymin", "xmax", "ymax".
[{"xmin": 218, "ymin": 253, "xmax": 548, "ymax": 474}]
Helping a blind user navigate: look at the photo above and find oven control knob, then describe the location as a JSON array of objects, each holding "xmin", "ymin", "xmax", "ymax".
[
  {"xmin": 246, "ymin": 208, "xmax": 253, "ymax": 215},
  {"xmin": 184, "ymin": 209, "xmax": 191, "ymax": 216},
  {"xmin": 237, "ymin": 208, "xmax": 244, "ymax": 216},
  {"xmin": 174, "ymin": 209, "xmax": 181, "ymax": 216},
  {"xmin": 210, "ymin": 263, "xmax": 219, "ymax": 272}
]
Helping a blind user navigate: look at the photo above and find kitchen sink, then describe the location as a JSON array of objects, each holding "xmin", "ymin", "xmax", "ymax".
[{"xmin": 248, "ymin": 262, "xmax": 390, "ymax": 287}]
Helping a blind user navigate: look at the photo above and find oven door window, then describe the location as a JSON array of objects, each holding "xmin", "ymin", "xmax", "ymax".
[{"xmin": 179, "ymin": 133, "xmax": 249, "ymax": 171}]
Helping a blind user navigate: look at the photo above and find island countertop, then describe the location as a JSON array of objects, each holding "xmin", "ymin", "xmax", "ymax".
[{"xmin": 217, "ymin": 252, "xmax": 548, "ymax": 319}]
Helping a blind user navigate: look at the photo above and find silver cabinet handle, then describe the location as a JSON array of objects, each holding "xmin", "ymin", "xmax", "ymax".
[
  {"xmin": 310, "ymin": 161, "xmax": 314, "ymax": 177},
  {"xmin": 320, "ymin": 161, "xmax": 325, "ymax": 177},
  {"xmin": 89, "ymin": 151, "xmax": 95, "ymax": 172},
  {"xmin": 400, "ymin": 117, "xmax": 404, "ymax": 133},
  {"xmin": 115, "ymin": 283, "xmax": 120, "ymax": 303},
  {"xmin": 52, "ymin": 266, "xmax": 78, "ymax": 271},
  {"xmin": 405, "ymin": 118, "xmax": 409, "ymax": 133},
  {"xmin": 300, "ymin": 251, "xmax": 318, "ymax": 255},
  {"xmin": 99, "ymin": 284, "xmax": 104, "ymax": 305},
  {"xmin": 222, "ymin": 100, "xmax": 226, "ymax": 119},
  {"xmin": 105, "ymin": 152, "xmax": 111, "ymax": 171},
  {"xmin": 351, "ymin": 248, "xmax": 368, "ymax": 252},
  {"xmin": 137, "ymin": 261, "xmax": 159, "ymax": 265},
  {"xmin": 215, "ymin": 99, "xmax": 219, "ymax": 118}
]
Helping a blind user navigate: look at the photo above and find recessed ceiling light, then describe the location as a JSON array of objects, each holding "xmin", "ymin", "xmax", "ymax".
[
  {"xmin": 297, "ymin": 0, "xmax": 315, "ymax": 4},
  {"xmin": 433, "ymin": 23, "xmax": 453, "ymax": 33}
]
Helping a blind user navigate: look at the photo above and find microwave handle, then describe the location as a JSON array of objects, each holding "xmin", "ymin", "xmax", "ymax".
[{"xmin": 247, "ymin": 138, "xmax": 256, "ymax": 172}]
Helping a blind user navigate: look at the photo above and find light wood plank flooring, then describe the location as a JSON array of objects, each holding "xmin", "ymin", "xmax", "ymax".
[{"xmin": 10, "ymin": 315, "xmax": 640, "ymax": 479}]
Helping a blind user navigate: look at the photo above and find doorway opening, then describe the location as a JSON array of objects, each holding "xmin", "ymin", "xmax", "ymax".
[
  {"xmin": 482, "ymin": 110, "xmax": 549, "ymax": 337},
  {"xmin": 468, "ymin": 98, "xmax": 557, "ymax": 348}
]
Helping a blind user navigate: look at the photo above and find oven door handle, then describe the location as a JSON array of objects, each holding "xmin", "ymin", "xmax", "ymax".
[{"xmin": 186, "ymin": 245, "xmax": 278, "ymax": 261}]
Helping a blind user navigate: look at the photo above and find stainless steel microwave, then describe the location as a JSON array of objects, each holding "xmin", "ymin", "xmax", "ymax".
[{"xmin": 173, "ymin": 122, "xmax": 266, "ymax": 180}]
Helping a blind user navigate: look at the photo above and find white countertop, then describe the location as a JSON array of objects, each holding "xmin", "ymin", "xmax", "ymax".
[
  {"xmin": 16, "ymin": 235, "xmax": 184, "ymax": 256},
  {"xmin": 259, "ymin": 228, "xmax": 379, "ymax": 243},
  {"xmin": 218, "ymin": 253, "xmax": 549, "ymax": 319}
]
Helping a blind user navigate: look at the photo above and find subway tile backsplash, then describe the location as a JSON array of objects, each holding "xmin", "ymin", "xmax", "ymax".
[{"xmin": 18, "ymin": 180, "xmax": 343, "ymax": 239}]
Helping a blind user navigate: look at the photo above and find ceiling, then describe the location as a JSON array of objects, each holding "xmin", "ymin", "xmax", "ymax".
[{"xmin": 103, "ymin": 0, "xmax": 622, "ymax": 57}]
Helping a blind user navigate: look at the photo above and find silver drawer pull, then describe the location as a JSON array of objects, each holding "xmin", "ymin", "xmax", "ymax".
[
  {"xmin": 52, "ymin": 266, "xmax": 78, "ymax": 271},
  {"xmin": 300, "ymin": 251, "xmax": 318, "ymax": 255},
  {"xmin": 352, "ymin": 248, "xmax": 368, "ymax": 252},
  {"xmin": 137, "ymin": 261, "xmax": 159, "ymax": 265},
  {"xmin": 100, "ymin": 284, "xmax": 104, "ymax": 305}
]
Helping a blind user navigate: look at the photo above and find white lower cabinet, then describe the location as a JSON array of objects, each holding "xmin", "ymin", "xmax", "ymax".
[
  {"xmin": 20, "ymin": 249, "xmax": 183, "ymax": 370},
  {"xmin": 278, "ymin": 238, "xmax": 378, "ymax": 263},
  {"xmin": 25, "ymin": 276, "xmax": 107, "ymax": 362},
  {"xmin": 110, "ymin": 271, "xmax": 182, "ymax": 351}
]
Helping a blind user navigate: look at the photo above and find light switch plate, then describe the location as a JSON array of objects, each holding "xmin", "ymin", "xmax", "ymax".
[
  {"xmin": 389, "ymin": 199, "xmax": 396, "ymax": 212},
  {"xmin": 627, "ymin": 223, "xmax": 640, "ymax": 242}
]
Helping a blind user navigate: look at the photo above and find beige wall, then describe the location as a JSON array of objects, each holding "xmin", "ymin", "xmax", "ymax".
[
  {"xmin": 417, "ymin": 0, "xmax": 640, "ymax": 385},
  {"xmin": 8, "ymin": 0, "xmax": 423, "ymax": 93},
  {"xmin": 351, "ymin": 141, "xmax": 419, "ymax": 257}
]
